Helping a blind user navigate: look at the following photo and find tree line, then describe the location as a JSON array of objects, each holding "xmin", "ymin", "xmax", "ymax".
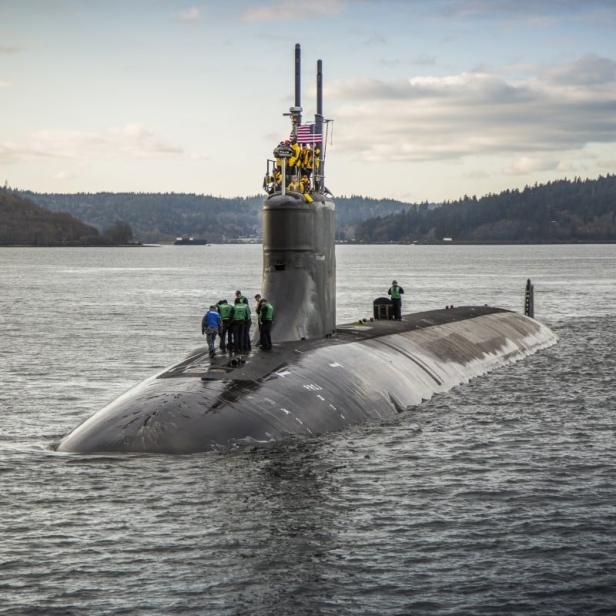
[
  {"xmin": 354, "ymin": 175, "xmax": 616, "ymax": 243},
  {"xmin": 0, "ymin": 190, "xmax": 135, "ymax": 246},
  {"xmin": 19, "ymin": 191, "xmax": 412, "ymax": 243}
]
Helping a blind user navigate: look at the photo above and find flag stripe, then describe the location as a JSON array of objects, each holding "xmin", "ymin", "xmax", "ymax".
[{"xmin": 291, "ymin": 122, "xmax": 323, "ymax": 144}]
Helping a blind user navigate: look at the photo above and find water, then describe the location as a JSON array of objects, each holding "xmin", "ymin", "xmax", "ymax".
[{"xmin": 1, "ymin": 244, "xmax": 615, "ymax": 615}]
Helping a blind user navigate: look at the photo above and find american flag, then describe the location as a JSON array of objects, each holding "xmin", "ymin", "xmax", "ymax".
[{"xmin": 293, "ymin": 122, "xmax": 323, "ymax": 144}]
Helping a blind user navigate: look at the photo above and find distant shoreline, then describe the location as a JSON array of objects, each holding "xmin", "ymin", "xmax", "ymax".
[{"xmin": 3, "ymin": 240, "xmax": 616, "ymax": 248}]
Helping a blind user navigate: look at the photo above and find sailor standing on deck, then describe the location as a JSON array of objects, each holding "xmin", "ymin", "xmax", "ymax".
[
  {"xmin": 254, "ymin": 294, "xmax": 262, "ymax": 346},
  {"xmin": 259, "ymin": 298, "xmax": 274, "ymax": 350},
  {"xmin": 202, "ymin": 305, "xmax": 222, "ymax": 357},
  {"xmin": 388, "ymin": 280, "xmax": 405, "ymax": 321},
  {"xmin": 216, "ymin": 299, "xmax": 234, "ymax": 352},
  {"xmin": 231, "ymin": 296, "xmax": 250, "ymax": 354},
  {"xmin": 235, "ymin": 290, "xmax": 251, "ymax": 351}
]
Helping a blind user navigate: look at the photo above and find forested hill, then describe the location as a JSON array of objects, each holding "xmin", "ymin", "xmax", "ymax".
[
  {"xmin": 0, "ymin": 190, "xmax": 105, "ymax": 246},
  {"xmin": 355, "ymin": 175, "xmax": 616, "ymax": 243},
  {"xmin": 20, "ymin": 191, "xmax": 412, "ymax": 243}
]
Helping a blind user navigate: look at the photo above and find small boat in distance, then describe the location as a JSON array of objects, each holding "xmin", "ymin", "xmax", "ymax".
[{"xmin": 174, "ymin": 235, "xmax": 207, "ymax": 245}]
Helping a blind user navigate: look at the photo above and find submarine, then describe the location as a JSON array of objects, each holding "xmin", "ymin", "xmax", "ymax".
[{"xmin": 57, "ymin": 45, "xmax": 557, "ymax": 454}]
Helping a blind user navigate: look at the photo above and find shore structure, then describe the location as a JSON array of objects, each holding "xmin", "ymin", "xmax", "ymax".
[{"xmin": 57, "ymin": 45, "xmax": 557, "ymax": 454}]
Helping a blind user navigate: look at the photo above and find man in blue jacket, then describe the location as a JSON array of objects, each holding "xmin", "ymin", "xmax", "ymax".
[{"xmin": 201, "ymin": 305, "xmax": 222, "ymax": 357}]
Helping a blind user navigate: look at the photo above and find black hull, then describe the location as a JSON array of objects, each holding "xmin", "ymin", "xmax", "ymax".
[{"xmin": 57, "ymin": 306, "xmax": 556, "ymax": 454}]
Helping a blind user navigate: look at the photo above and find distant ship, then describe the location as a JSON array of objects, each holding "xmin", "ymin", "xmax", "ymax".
[{"xmin": 174, "ymin": 235, "xmax": 207, "ymax": 245}]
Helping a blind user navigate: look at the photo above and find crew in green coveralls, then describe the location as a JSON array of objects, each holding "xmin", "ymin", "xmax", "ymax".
[
  {"xmin": 259, "ymin": 299, "xmax": 274, "ymax": 350},
  {"xmin": 388, "ymin": 280, "xmax": 405, "ymax": 321},
  {"xmin": 231, "ymin": 297, "xmax": 250, "ymax": 354},
  {"xmin": 216, "ymin": 299, "xmax": 234, "ymax": 352}
]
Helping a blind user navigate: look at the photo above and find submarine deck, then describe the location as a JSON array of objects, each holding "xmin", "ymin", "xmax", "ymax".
[{"xmin": 161, "ymin": 305, "xmax": 507, "ymax": 383}]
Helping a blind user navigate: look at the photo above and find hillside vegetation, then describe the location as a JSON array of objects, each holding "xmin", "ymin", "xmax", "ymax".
[
  {"xmin": 0, "ymin": 190, "xmax": 104, "ymax": 246},
  {"xmin": 355, "ymin": 176, "xmax": 616, "ymax": 243},
  {"xmin": 21, "ymin": 192, "xmax": 412, "ymax": 242}
]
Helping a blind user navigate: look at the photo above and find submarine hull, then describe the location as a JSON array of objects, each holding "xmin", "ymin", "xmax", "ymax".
[{"xmin": 57, "ymin": 307, "xmax": 556, "ymax": 454}]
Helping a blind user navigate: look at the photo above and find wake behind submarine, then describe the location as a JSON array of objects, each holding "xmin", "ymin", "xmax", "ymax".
[{"xmin": 58, "ymin": 45, "xmax": 557, "ymax": 454}]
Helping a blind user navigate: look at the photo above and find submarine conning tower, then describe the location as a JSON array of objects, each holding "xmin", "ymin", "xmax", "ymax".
[{"xmin": 262, "ymin": 44, "xmax": 336, "ymax": 342}]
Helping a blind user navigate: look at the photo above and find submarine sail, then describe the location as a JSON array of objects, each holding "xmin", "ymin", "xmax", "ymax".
[
  {"xmin": 57, "ymin": 45, "xmax": 557, "ymax": 455},
  {"xmin": 262, "ymin": 44, "xmax": 335, "ymax": 342}
]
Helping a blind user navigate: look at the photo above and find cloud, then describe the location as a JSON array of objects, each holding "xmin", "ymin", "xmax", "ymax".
[
  {"xmin": 543, "ymin": 54, "xmax": 616, "ymax": 85},
  {"xmin": 0, "ymin": 124, "xmax": 183, "ymax": 164},
  {"xmin": 0, "ymin": 80, "xmax": 12, "ymax": 88},
  {"xmin": 177, "ymin": 6, "xmax": 202, "ymax": 21},
  {"xmin": 504, "ymin": 156, "xmax": 560, "ymax": 175},
  {"xmin": 327, "ymin": 55, "xmax": 616, "ymax": 165},
  {"xmin": 411, "ymin": 55, "xmax": 437, "ymax": 66},
  {"xmin": 0, "ymin": 45, "xmax": 19, "ymax": 54},
  {"xmin": 362, "ymin": 33, "xmax": 387, "ymax": 47},
  {"xmin": 52, "ymin": 170, "xmax": 76, "ymax": 181},
  {"xmin": 243, "ymin": 0, "xmax": 346, "ymax": 21},
  {"xmin": 439, "ymin": 0, "xmax": 616, "ymax": 19}
]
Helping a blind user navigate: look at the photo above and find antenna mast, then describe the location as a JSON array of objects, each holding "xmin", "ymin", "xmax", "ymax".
[{"xmin": 289, "ymin": 43, "xmax": 303, "ymax": 138}]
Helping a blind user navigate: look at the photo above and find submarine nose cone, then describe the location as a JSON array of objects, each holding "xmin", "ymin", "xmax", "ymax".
[{"xmin": 56, "ymin": 376, "xmax": 231, "ymax": 454}]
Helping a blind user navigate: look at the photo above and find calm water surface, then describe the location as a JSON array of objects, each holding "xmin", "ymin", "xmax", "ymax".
[{"xmin": 1, "ymin": 244, "xmax": 615, "ymax": 615}]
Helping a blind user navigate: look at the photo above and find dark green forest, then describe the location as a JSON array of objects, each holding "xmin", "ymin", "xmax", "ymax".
[
  {"xmin": 20, "ymin": 191, "xmax": 412, "ymax": 243},
  {"xmin": 355, "ymin": 175, "xmax": 616, "ymax": 243},
  {"xmin": 0, "ymin": 190, "xmax": 121, "ymax": 246},
  {"xmin": 9, "ymin": 174, "xmax": 616, "ymax": 245}
]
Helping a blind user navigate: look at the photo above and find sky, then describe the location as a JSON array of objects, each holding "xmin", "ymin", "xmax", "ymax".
[{"xmin": 1, "ymin": 0, "xmax": 616, "ymax": 202}]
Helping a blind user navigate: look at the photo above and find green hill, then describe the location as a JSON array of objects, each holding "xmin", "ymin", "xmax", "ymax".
[
  {"xmin": 20, "ymin": 191, "xmax": 413, "ymax": 243},
  {"xmin": 0, "ymin": 190, "xmax": 104, "ymax": 246},
  {"xmin": 355, "ymin": 175, "xmax": 616, "ymax": 243}
]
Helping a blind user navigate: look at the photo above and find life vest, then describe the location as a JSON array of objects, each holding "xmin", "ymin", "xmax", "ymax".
[
  {"xmin": 314, "ymin": 148, "xmax": 321, "ymax": 170},
  {"xmin": 261, "ymin": 303, "xmax": 274, "ymax": 321},
  {"xmin": 218, "ymin": 303, "xmax": 233, "ymax": 320},
  {"xmin": 301, "ymin": 147, "xmax": 313, "ymax": 170},
  {"xmin": 289, "ymin": 142, "xmax": 301, "ymax": 168},
  {"xmin": 233, "ymin": 303, "xmax": 249, "ymax": 321}
]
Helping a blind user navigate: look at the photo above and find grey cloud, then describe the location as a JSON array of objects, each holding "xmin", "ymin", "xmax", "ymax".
[
  {"xmin": 362, "ymin": 33, "xmax": 387, "ymax": 47},
  {"xmin": 328, "ymin": 60, "xmax": 616, "ymax": 163},
  {"xmin": 438, "ymin": 0, "xmax": 616, "ymax": 18},
  {"xmin": 1, "ymin": 125, "xmax": 183, "ymax": 164},
  {"xmin": 411, "ymin": 55, "xmax": 437, "ymax": 66},
  {"xmin": 0, "ymin": 45, "xmax": 20, "ymax": 54},
  {"xmin": 243, "ymin": 0, "xmax": 346, "ymax": 21},
  {"xmin": 544, "ymin": 54, "xmax": 616, "ymax": 85},
  {"xmin": 330, "ymin": 73, "xmax": 536, "ymax": 104}
]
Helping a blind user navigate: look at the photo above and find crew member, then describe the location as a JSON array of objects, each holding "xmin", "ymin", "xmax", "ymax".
[
  {"xmin": 202, "ymin": 305, "xmax": 222, "ymax": 357},
  {"xmin": 259, "ymin": 298, "xmax": 274, "ymax": 350},
  {"xmin": 234, "ymin": 290, "xmax": 251, "ymax": 350},
  {"xmin": 235, "ymin": 290, "xmax": 248, "ymax": 305},
  {"xmin": 254, "ymin": 294, "xmax": 263, "ymax": 346},
  {"xmin": 300, "ymin": 175, "xmax": 314, "ymax": 203},
  {"xmin": 288, "ymin": 138, "xmax": 301, "ymax": 177},
  {"xmin": 273, "ymin": 168, "xmax": 282, "ymax": 191},
  {"xmin": 301, "ymin": 144, "xmax": 313, "ymax": 178},
  {"xmin": 231, "ymin": 297, "xmax": 250, "ymax": 353},
  {"xmin": 314, "ymin": 146, "xmax": 321, "ymax": 172},
  {"xmin": 216, "ymin": 299, "xmax": 234, "ymax": 352},
  {"xmin": 313, "ymin": 145, "xmax": 322, "ymax": 189},
  {"xmin": 388, "ymin": 280, "xmax": 405, "ymax": 321}
]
